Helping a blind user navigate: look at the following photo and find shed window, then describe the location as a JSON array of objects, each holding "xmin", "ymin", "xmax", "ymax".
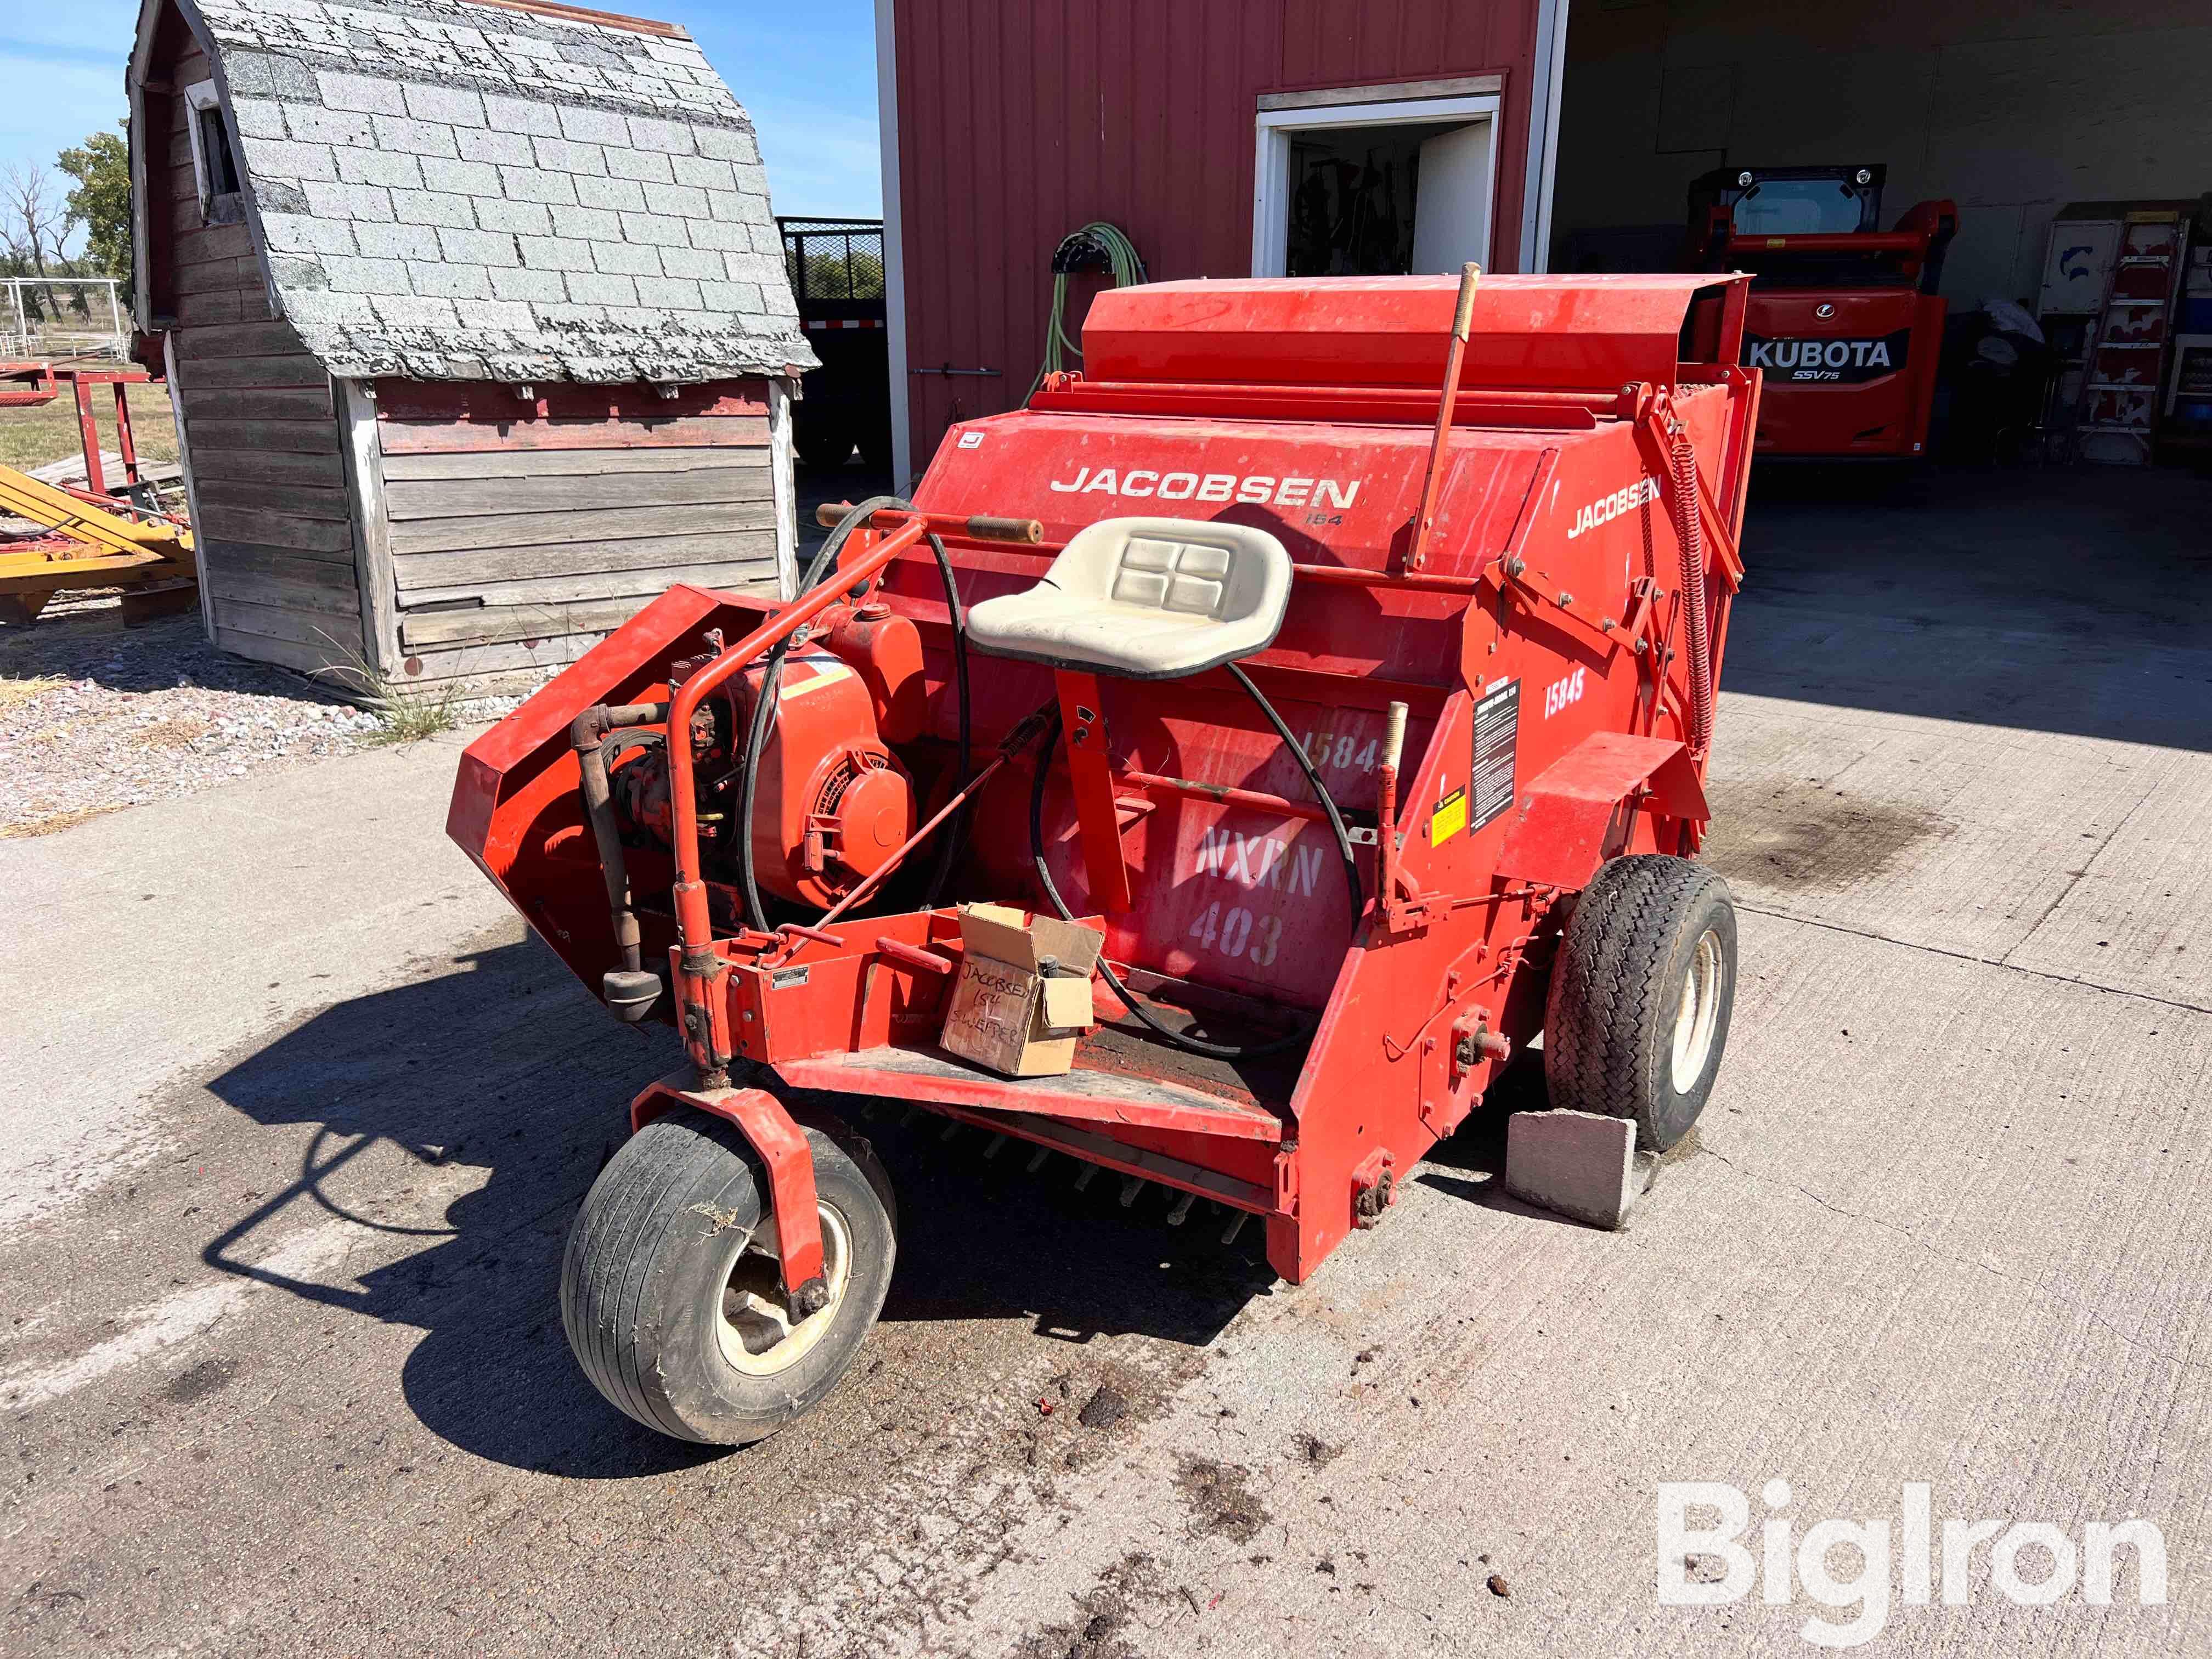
[{"xmin": 183, "ymin": 81, "xmax": 244, "ymax": 223}]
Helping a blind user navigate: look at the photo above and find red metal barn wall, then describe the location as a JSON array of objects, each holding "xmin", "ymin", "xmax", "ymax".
[{"xmin": 888, "ymin": 0, "xmax": 1547, "ymax": 476}]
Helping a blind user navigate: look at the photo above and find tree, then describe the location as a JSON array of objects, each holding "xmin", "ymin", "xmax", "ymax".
[
  {"xmin": 60, "ymin": 125, "xmax": 133, "ymax": 286},
  {"xmin": 1, "ymin": 162, "xmax": 67, "ymax": 275}
]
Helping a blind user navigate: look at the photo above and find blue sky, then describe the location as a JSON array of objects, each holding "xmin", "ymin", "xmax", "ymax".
[{"xmin": 1, "ymin": 0, "xmax": 884, "ymax": 252}]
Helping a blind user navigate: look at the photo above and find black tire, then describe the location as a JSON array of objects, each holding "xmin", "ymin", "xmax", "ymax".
[
  {"xmin": 1544, "ymin": 854, "xmax": 1737, "ymax": 1153},
  {"xmin": 793, "ymin": 405, "xmax": 856, "ymax": 471},
  {"xmin": 560, "ymin": 1106, "xmax": 896, "ymax": 1445}
]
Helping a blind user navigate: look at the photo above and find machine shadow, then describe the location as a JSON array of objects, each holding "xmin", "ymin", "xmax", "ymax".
[
  {"xmin": 199, "ymin": 936, "xmax": 1272, "ymax": 1476},
  {"xmin": 1725, "ymin": 465, "xmax": 2212, "ymax": 752}
]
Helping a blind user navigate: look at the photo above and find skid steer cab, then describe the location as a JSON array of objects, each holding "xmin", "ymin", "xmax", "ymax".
[
  {"xmin": 1689, "ymin": 163, "xmax": 1955, "ymax": 459},
  {"xmin": 449, "ymin": 267, "xmax": 1760, "ymax": 1447}
]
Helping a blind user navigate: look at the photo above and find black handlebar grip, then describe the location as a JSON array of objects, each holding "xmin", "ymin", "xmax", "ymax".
[{"xmin": 966, "ymin": 515, "xmax": 1044, "ymax": 544}]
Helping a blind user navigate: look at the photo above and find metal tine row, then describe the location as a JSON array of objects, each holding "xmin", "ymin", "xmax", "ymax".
[{"xmin": 862, "ymin": 1105, "xmax": 1256, "ymax": 1245}]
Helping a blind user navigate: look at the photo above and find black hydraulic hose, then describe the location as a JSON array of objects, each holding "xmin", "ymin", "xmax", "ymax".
[
  {"xmin": 735, "ymin": 496, "xmax": 971, "ymax": 930},
  {"xmin": 1028, "ymin": 667, "xmax": 1362, "ymax": 1061}
]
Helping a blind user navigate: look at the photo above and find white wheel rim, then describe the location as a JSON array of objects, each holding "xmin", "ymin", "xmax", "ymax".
[
  {"xmin": 1670, "ymin": 929, "xmax": 1724, "ymax": 1095},
  {"xmin": 715, "ymin": 1202, "xmax": 851, "ymax": 1378}
]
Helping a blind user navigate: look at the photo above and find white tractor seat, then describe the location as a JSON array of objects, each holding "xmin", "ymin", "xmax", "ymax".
[{"xmin": 965, "ymin": 517, "xmax": 1293, "ymax": 680}]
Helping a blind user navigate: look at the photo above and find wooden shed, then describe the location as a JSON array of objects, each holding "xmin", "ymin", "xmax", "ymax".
[{"xmin": 126, "ymin": 0, "xmax": 816, "ymax": 693}]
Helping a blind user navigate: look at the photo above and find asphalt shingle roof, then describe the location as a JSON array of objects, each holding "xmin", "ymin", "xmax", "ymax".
[{"xmin": 172, "ymin": 0, "xmax": 817, "ymax": 383}]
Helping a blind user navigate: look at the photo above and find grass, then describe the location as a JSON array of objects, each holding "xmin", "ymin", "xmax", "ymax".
[
  {"xmin": 0, "ymin": 365, "xmax": 179, "ymax": 473},
  {"xmin": 360, "ymin": 676, "xmax": 462, "ymax": 745},
  {"xmin": 310, "ymin": 630, "xmax": 464, "ymax": 746},
  {"xmin": 0, "ymin": 673, "xmax": 67, "ymax": 716},
  {"xmin": 0, "ymin": 803, "xmax": 127, "ymax": 839}
]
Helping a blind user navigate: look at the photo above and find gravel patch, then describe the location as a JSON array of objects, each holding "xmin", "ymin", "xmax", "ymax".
[{"xmin": 1, "ymin": 596, "xmax": 382, "ymax": 837}]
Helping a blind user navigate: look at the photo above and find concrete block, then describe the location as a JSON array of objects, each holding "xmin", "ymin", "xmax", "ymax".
[
  {"xmin": 222, "ymin": 50, "xmax": 318, "ymax": 100},
  {"xmin": 500, "ymin": 167, "xmax": 580, "ymax": 206},
  {"xmin": 403, "ymin": 83, "xmax": 486, "ymax": 128},
  {"xmin": 434, "ymin": 226, "xmax": 522, "ymax": 268},
  {"xmin": 488, "ymin": 266, "xmax": 568, "ymax": 303},
  {"xmin": 335, "ymin": 148, "xmax": 423, "ymax": 190},
  {"xmin": 565, "ymin": 271, "xmax": 639, "ymax": 307},
  {"xmin": 482, "ymin": 94, "xmax": 562, "ymax": 139},
  {"xmin": 605, "ymin": 146, "xmax": 675, "ymax": 185},
  {"xmin": 240, "ymin": 137, "xmax": 338, "ymax": 183},
  {"xmin": 592, "ymin": 241, "xmax": 663, "ymax": 278},
  {"xmin": 576, "ymin": 174, "xmax": 648, "ymax": 212},
  {"xmin": 353, "ymin": 221, "xmax": 441, "ymax": 260},
  {"xmin": 531, "ymin": 137, "xmax": 607, "ymax": 178},
  {"xmin": 1505, "ymin": 1110, "xmax": 1653, "ymax": 1231},
  {"xmin": 303, "ymin": 180, "xmax": 393, "ymax": 223},
  {"xmin": 642, "ymin": 181, "xmax": 708, "ymax": 219},
  {"xmin": 317, "ymin": 71, "xmax": 408, "ymax": 117},
  {"xmin": 514, "ymin": 235, "xmax": 596, "ymax": 273},
  {"xmin": 457, "ymin": 128, "xmax": 534, "ymax": 167},
  {"xmin": 619, "ymin": 211, "xmax": 689, "ymax": 248},
  {"xmin": 286, "ymin": 106, "xmax": 377, "ymax": 148},
  {"xmin": 549, "ymin": 204, "xmax": 620, "ymax": 241},
  {"xmin": 684, "ymin": 217, "xmax": 748, "ymax": 253},
  {"xmin": 635, "ymin": 275, "xmax": 702, "ymax": 311},
  {"xmin": 659, "ymin": 245, "xmax": 720, "ymax": 280},
  {"xmin": 371, "ymin": 115, "xmax": 460, "ymax": 160},
  {"xmin": 368, "ymin": 295, "xmax": 460, "ymax": 331},
  {"xmin": 409, "ymin": 263, "xmax": 495, "ymax": 301},
  {"xmin": 479, "ymin": 198, "xmax": 557, "ymax": 237},
  {"xmin": 229, "ymin": 98, "xmax": 289, "ymax": 141},
  {"xmin": 258, "ymin": 212, "xmax": 356, "ymax": 256},
  {"xmin": 319, "ymin": 255, "xmax": 413, "ymax": 297},
  {"xmin": 671, "ymin": 154, "xmax": 736, "ymax": 192},
  {"xmin": 626, "ymin": 114, "xmax": 697, "ymax": 155},
  {"xmin": 419, "ymin": 156, "xmax": 500, "ymax": 198},
  {"xmin": 390, "ymin": 190, "xmax": 476, "ymax": 230},
  {"xmin": 557, "ymin": 104, "xmax": 629, "ymax": 146}
]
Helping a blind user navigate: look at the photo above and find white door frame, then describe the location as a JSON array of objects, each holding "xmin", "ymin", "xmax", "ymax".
[{"xmin": 1251, "ymin": 92, "xmax": 1503, "ymax": 278}]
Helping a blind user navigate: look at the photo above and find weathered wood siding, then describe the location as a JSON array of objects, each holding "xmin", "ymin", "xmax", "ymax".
[
  {"xmin": 154, "ymin": 31, "xmax": 364, "ymax": 682},
  {"xmin": 371, "ymin": 380, "xmax": 782, "ymax": 690}
]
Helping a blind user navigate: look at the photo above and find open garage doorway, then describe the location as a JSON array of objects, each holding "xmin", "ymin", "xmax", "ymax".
[
  {"xmin": 1252, "ymin": 89, "xmax": 1499, "ymax": 277},
  {"xmin": 1545, "ymin": 1, "xmax": 2212, "ymax": 467}
]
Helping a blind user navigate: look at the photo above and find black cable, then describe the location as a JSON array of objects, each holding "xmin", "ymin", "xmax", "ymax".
[
  {"xmin": 1027, "ymin": 669, "xmax": 1362, "ymax": 1061},
  {"xmin": 735, "ymin": 495, "xmax": 971, "ymax": 930}
]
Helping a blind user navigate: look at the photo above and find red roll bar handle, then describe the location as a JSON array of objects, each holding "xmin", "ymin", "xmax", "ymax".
[
  {"xmin": 663, "ymin": 512, "xmax": 932, "ymax": 1084},
  {"xmin": 816, "ymin": 502, "xmax": 1044, "ymax": 544}
]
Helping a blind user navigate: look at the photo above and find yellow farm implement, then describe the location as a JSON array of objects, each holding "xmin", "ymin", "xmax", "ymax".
[{"xmin": 0, "ymin": 360, "xmax": 198, "ymax": 625}]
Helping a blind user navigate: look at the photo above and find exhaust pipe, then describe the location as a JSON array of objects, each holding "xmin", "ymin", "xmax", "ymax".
[{"xmin": 571, "ymin": 701, "xmax": 668, "ymax": 1021}]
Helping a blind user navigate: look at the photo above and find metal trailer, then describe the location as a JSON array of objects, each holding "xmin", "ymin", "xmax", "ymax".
[
  {"xmin": 777, "ymin": 216, "xmax": 893, "ymax": 472},
  {"xmin": 450, "ymin": 268, "xmax": 1761, "ymax": 1446}
]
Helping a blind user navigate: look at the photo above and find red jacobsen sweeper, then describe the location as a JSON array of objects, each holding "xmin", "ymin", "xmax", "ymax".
[
  {"xmin": 1689, "ymin": 165, "xmax": 1955, "ymax": 459},
  {"xmin": 450, "ymin": 268, "xmax": 1762, "ymax": 1444}
]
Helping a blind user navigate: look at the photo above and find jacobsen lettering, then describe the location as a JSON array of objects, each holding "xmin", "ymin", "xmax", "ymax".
[
  {"xmin": 1565, "ymin": 477, "xmax": 1661, "ymax": 540},
  {"xmin": 1048, "ymin": 467, "xmax": 1360, "ymax": 509}
]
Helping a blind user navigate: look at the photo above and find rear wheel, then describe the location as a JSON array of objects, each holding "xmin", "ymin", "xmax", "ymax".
[
  {"xmin": 1544, "ymin": 854, "xmax": 1737, "ymax": 1152},
  {"xmin": 561, "ymin": 1107, "xmax": 895, "ymax": 1445},
  {"xmin": 793, "ymin": 404, "xmax": 856, "ymax": 471}
]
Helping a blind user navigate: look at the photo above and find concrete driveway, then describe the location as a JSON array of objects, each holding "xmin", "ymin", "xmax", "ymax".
[{"xmin": 3, "ymin": 466, "xmax": 2208, "ymax": 1657}]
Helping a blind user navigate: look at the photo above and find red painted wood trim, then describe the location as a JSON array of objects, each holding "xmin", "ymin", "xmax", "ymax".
[
  {"xmin": 453, "ymin": 0, "xmax": 685, "ymax": 40},
  {"xmin": 372, "ymin": 379, "xmax": 769, "ymax": 423},
  {"xmin": 374, "ymin": 414, "xmax": 771, "ymax": 455}
]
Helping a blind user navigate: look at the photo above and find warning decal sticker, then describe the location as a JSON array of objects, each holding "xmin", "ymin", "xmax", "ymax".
[
  {"xmin": 1470, "ymin": 679, "xmax": 1519, "ymax": 832},
  {"xmin": 1430, "ymin": 786, "xmax": 1469, "ymax": 847}
]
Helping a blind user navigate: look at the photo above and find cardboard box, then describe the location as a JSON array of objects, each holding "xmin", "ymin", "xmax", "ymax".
[{"xmin": 939, "ymin": 904, "xmax": 1104, "ymax": 1077}]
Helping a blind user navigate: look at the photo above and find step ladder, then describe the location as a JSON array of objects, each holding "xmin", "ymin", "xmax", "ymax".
[{"xmin": 2076, "ymin": 209, "xmax": 2190, "ymax": 465}]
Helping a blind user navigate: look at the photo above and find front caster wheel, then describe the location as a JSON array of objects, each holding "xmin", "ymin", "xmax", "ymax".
[
  {"xmin": 560, "ymin": 1107, "xmax": 896, "ymax": 1445},
  {"xmin": 1544, "ymin": 854, "xmax": 1737, "ymax": 1153}
]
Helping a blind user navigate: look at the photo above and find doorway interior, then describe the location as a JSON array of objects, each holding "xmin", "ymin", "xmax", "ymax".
[{"xmin": 1252, "ymin": 93, "xmax": 1499, "ymax": 278}]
